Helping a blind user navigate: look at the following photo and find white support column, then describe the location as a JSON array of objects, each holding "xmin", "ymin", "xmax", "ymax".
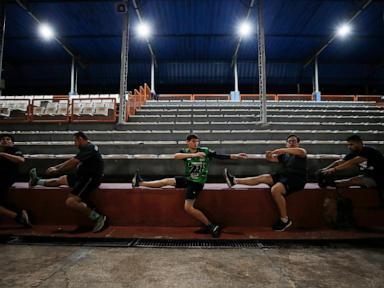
[
  {"xmin": 118, "ymin": 2, "xmax": 130, "ymax": 124},
  {"xmin": 0, "ymin": 4, "xmax": 6, "ymax": 96},
  {"xmin": 258, "ymin": 0, "xmax": 267, "ymax": 124},
  {"xmin": 313, "ymin": 56, "xmax": 321, "ymax": 101},
  {"xmin": 69, "ymin": 56, "xmax": 76, "ymax": 96},
  {"xmin": 234, "ymin": 58, "xmax": 239, "ymax": 92},
  {"xmin": 151, "ymin": 56, "xmax": 155, "ymax": 92}
]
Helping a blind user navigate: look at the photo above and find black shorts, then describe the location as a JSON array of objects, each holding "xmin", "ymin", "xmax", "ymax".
[
  {"xmin": 271, "ymin": 173, "xmax": 306, "ymax": 195},
  {"xmin": 175, "ymin": 176, "xmax": 205, "ymax": 200},
  {"xmin": 0, "ymin": 176, "xmax": 15, "ymax": 205},
  {"xmin": 67, "ymin": 173, "xmax": 102, "ymax": 201}
]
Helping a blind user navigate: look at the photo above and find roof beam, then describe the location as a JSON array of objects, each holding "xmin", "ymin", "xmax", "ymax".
[
  {"xmin": 5, "ymin": 33, "xmax": 384, "ymax": 41},
  {"xmin": 303, "ymin": 0, "xmax": 373, "ymax": 68}
]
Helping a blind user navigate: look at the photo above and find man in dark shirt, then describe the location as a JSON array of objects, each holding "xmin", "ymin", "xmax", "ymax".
[
  {"xmin": 29, "ymin": 131, "xmax": 107, "ymax": 232},
  {"xmin": 131, "ymin": 134, "xmax": 247, "ymax": 238},
  {"xmin": 224, "ymin": 134, "xmax": 308, "ymax": 231},
  {"xmin": 318, "ymin": 135, "xmax": 384, "ymax": 194},
  {"xmin": 0, "ymin": 134, "xmax": 31, "ymax": 227}
]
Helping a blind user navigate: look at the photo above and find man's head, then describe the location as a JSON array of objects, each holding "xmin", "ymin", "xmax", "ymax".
[
  {"xmin": 346, "ymin": 134, "xmax": 363, "ymax": 152},
  {"xmin": 0, "ymin": 134, "xmax": 15, "ymax": 147},
  {"xmin": 73, "ymin": 131, "xmax": 89, "ymax": 148},
  {"xmin": 186, "ymin": 134, "xmax": 199, "ymax": 150},
  {"xmin": 286, "ymin": 134, "xmax": 300, "ymax": 148}
]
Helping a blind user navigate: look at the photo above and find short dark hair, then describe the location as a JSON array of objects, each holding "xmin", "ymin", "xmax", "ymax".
[
  {"xmin": 286, "ymin": 134, "xmax": 300, "ymax": 143},
  {"xmin": 186, "ymin": 134, "xmax": 199, "ymax": 141},
  {"xmin": 74, "ymin": 131, "xmax": 88, "ymax": 140},
  {"xmin": 0, "ymin": 133, "xmax": 14, "ymax": 142},
  {"xmin": 346, "ymin": 134, "xmax": 362, "ymax": 143}
]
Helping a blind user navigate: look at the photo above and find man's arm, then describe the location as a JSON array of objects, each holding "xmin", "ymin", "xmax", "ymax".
[
  {"xmin": 46, "ymin": 158, "xmax": 80, "ymax": 175},
  {"xmin": 274, "ymin": 148, "xmax": 307, "ymax": 157},
  {"xmin": 321, "ymin": 159, "xmax": 345, "ymax": 171},
  {"xmin": 322, "ymin": 156, "xmax": 365, "ymax": 175},
  {"xmin": 208, "ymin": 150, "xmax": 248, "ymax": 160},
  {"xmin": 0, "ymin": 152, "xmax": 24, "ymax": 164},
  {"xmin": 174, "ymin": 151, "xmax": 206, "ymax": 160}
]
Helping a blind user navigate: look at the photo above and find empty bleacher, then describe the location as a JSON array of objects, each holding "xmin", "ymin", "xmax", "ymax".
[{"xmin": 1, "ymin": 92, "xmax": 384, "ymax": 239}]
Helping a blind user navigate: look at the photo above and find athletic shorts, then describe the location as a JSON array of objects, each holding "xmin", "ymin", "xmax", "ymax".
[
  {"xmin": 175, "ymin": 176, "xmax": 205, "ymax": 200},
  {"xmin": 0, "ymin": 176, "xmax": 15, "ymax": 205},
  {"xmin": 66, "ymin": 173, "xmax": 102, "ymax": 201},
  {"xmin": 358, "ymin": 175, "xmax": 377, "ymax": 188},
  {"xmin": 271, "ymin": 173, "xmax": 306, "ymax": 195}
]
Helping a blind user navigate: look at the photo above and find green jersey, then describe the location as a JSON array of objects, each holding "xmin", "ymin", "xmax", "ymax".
[{"xmin": 180, "ymin": 147, "xmax": 210, "ymax": 184}]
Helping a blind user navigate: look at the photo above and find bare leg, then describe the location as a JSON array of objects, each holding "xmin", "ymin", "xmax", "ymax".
[
  {"xmin": 65, "ymin": 194, "xmax": 91, "ymax": 217},
  {"xmin": 335, "ymin": 176, "xmax": 366, "ymax": 188},
  {"xmin": 139, "ymin": 178, "xmax": 176, "ymax": 188},
  {"xmin": 42, "ymin": 176, "xmax": 68, "ymax": 187},
  {"xmin": 0, "ymin": 206, "xmax": 17, "ymax": 219},
  {"xmin": 271, "ymin": 183, "xmax": 288, "ymax": 218},
  {"xmin": 235, "ymin": 174, "xmax": 274, "ymax": 186},
  {"xmin": 184, "ymin": 200, "xmax": 210, "ymax": 226}
]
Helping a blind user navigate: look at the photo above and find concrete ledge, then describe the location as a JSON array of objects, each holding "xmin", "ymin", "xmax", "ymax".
[{"xmin": 2, "ymin": 183, "xmax": 382, "ymax": 230}]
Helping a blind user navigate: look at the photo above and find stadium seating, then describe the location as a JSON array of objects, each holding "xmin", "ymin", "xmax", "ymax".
[{"xmin": 1, "ymin": 93, "xmax": 383, "ymax": 238}]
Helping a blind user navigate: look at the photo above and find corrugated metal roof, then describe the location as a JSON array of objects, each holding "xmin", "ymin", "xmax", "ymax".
[{"xmin": 2, "ymin": 0, "xmax": 383, "ymax": 93}]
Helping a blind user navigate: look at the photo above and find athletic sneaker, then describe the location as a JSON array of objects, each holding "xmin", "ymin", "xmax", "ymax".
[
  {"xmin": 15, "ymin": 210, "xmax": 32, "ymax": 228},
  {"xmin": 272, "ymin": 218, "xmax": 292, "ymax": 232},
  {"xmin": 224, "ymin": 168, "xmax": 235, "ymax": 188},
  {"xmin": 93, "ymin": 215, "xmax": 107, "ymax": 233},
  {"xmin": 29, "ymin": 168, "xmax": 39, "ymax": 188},
  {"xmin": 210, "ymin": 225, "xmax": 222, "ymax": 238},
  {"xmin": 132, "ymin": 170, "xmax": 143, "ymax": 188}
]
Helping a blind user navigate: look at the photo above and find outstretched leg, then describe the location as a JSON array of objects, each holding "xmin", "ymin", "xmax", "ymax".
[
  {"xmin": 29, "ymin": 168, "xmax": 68, "ymax": 188},
  {"xmin": 132, "ymin": 170, "xmax": 176, "ymax": 188},
  {"xmin": 224, "ymin": 168, "xmax": 273, "ymax": 187}
]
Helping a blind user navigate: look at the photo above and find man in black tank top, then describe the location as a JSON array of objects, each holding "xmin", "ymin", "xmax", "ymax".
[
  {"xmin": 225, "ymin": 134, "xmax": 307, "ymax": 231},
  {"xmin": 318, "ymin": 134, "xmax": 384, "ymax": 196},
  {"xmin": 28, "ymin": 131, "xmax": 107, "ymax": 233}
]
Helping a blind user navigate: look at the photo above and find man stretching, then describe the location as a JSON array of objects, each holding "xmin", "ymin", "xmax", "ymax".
[
  {"xmin": 132, "ymin": 134, "xmax": 247, "ymax": 238},
  {"xmin": 0, "ymin": 134, "xmax": 31, "ymax": 227},
  {"xmin": 29, "ymin": 131, "xmax": 107, "ymax": 232},
  {"xmin": 224, "ymin": 134, "xmax": 307, "ymax": 231}
]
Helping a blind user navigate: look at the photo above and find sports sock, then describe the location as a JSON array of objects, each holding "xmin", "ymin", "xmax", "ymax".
[
  {"xmin": 280, "ymin": 217, "xmax": 289, "ymax": 223},
  {"xmin": 89, "ymin": 210, "xmax": 101, "ymax": 221}
]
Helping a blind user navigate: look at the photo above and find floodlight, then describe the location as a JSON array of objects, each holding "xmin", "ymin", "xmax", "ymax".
[
  {"xmin": 38, "ymin": 23, "xmax": 55, "ymax": 40},
  {"xmin": 136, "ymin": 22, "xmax": 151, "ymax": 39},
  {"xmin": 336, "ymin": 23, "xmax": 351, "ymax": 38},
  {"xmin": 238, "ymin": 21, "xmax": 252, "ymax": 38}
]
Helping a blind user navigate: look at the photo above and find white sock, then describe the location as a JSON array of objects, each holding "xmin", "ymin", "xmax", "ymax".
[{"xmin": 280, "ymin": 217, "xmax": 289, "ymax": 223}]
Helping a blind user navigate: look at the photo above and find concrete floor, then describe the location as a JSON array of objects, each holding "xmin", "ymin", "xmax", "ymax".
[{"xmin": 0, "ymin": 244, "xmax": 383, "ymax": 288}]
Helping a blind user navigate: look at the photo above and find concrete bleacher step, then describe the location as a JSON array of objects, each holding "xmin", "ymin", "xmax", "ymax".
[
  {"xmin": 121, "ymin": 122, "xmax": 384, "ymax": 131},
  {"xmin": 136, "ymin": 108, "xmax": 384, "ymax": 117},
  {"xmin": 2, "ymin": 183, "xmax": 383, "ymax": 233},
  {"xmin": 15, "ymin": 140, "xmax": 384, "ymax": 155},
  {"xmin": 145, "ymin": 100, "xmax": 379, "ymax": 107},
  {"xmin": 2, "ymin": 121, "xmax": 384, "ymax": 132},
  {"xmin": 6, "ymin": 130, "xmax": 384, "ymax": 142},
  {"xmin": 128, "ymin": 114, "xmax": 384, "ymax": 123}
]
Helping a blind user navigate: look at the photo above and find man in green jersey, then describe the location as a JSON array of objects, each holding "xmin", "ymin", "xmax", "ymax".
[{"xmin": 132, "ymin": 134, "xmax": 247, "ymax": 238}]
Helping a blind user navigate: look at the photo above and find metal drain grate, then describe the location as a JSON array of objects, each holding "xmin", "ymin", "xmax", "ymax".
[{"xmin": 132, "ymin": 239, "xmax": 265, "ymax": 249}]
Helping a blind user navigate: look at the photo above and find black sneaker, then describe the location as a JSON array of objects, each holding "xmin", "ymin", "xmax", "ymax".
[
  {"xmin": 224, "ymin": 168, "xmax": 235, "ymax": 188},
  {"xmin": 15, "ymin": 210, "xmax": 32, "ymax": 228},
  {"xmin": 272, "ymin": 218, "xmax": 292, "ymax": 232},
  {"xmin": 132, "ymin": 170, "xmax": 143, "ymax": 188},
  {"xmin": 93, "ymin": 215, "xmax": 107, "ymax": 233},
  {"xmin": 210, "ymin": 225, "xmax": 222, "ymax": 238},
  {"xmin": 29, "ymin": 168, "xmax": 39, "ymax": 188}
]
